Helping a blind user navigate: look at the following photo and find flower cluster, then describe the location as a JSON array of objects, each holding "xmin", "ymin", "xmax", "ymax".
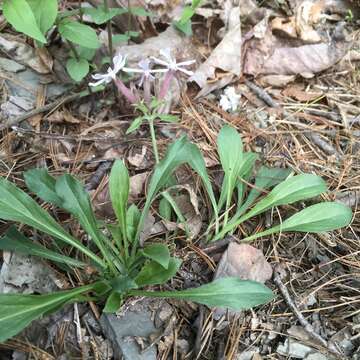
[{"xmin": 89, "ymin": 49, "xmax": 196, "ymax": 104}]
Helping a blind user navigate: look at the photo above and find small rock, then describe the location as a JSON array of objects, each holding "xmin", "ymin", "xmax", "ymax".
[
  {"xmin": 329, "ymin": 327, "xmax": 354, "ymax": 356},
  {"xmin": 100, "ymin": 307, "xmax": 157, "ymax": 360},
  {"xmin": 276, "ymin": 338, "xmax": 313, "ymax": 358},
  {"xmin": 304, "ymin": 353, "xmax": 329, "ymax": 360}
]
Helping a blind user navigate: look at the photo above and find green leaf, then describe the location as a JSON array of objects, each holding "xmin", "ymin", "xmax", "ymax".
[
  {"xmin": 55, "ymin": 174, "xmax": 111, "ymax": 264},
  {"xmin": 103, "ymin": 291, "xmax": 123, "ymax": 313},
  {"xmin": 217, "ymin": 125, "xmax": 243, "ymax": 211},
  {"xmin": 159, "ymin": 197, "xmax": 172, "ymax": 220},
  {"xmin": 134, "ymin": 136, "xmax": 217, "ymax": 244},
  {"xmin": 27, "ymin": 0, "xmax": 58, "ymax": 34},
  {"xmin": 3, "ymin": 0, "xmax": 46, "ymax": 43},
  {"xmin": 157, "ymin": 114, "xmax": 179, "ymax": 123},
  {"xmin": 173, "ymin": 20, "xmax": 192, "ymax": 36},
  {"xmin": 242, "ymin": 202, "xmax": 353, "ymax": 242},
  {"xmin": 129, "ymin": 7, "xmax": 153, "ymax": 17},
  {"xmin": 0, "ymin": 177, "xmax": 105, "ymax": 268},
  {"xmin": 58, "ymin": 19, "xmax": 100, "ymax": 49},
  {"xmin": 109, "ymin": 160, "xmax": 129, "ymax": 248},
  {"xmin": 109, "ymin": 275, "xmax": 138, "ymax": 293},
  {"xmin": 76, "ymin": 46, "xmax": 96, "ymax": 61},
  {"xmin": 126, "ymin": 116, "xmax": 144, "ymax": 134},
  {"xmin": 130, "ymin": 277, "xmax": 273, "ymax": 310},
  {"xmin": 83, "ymin": 6, "xmax": 127, "ymax": 25},
  {"xmin": 66, "ymin": 58, "xmax": 89, "ymax": 82},
  {"xmin": 112, "ymin": 31, "xmax": 139, "ymax": 44},
  {"xmin": 135, "ymin": 258, "xmax": 181, "ymax": 286},
  {"xmin": 126, "ymin": 204, "xmax": 140, "ymax": 242},
  {"xmin": 0, "ymin": 226, "xmax": 86, "ymax": 268},
  {"xmin": 236, "ymin": 166, "xmax": 292, "ymax": 218},
  {"xmin": 178, "ymin": 6, "xmax": 195, "ymax": 24},
  {"xmin": 24, "ymin": 168, "xmax": 63, "ymax": 208},
  {"xmin": 0, "ymin": 283, "xmax": 99, "ymax": 342},
  {"xmin": 141, "ymin": 244, "xmax": 170, "ymax": 269}
]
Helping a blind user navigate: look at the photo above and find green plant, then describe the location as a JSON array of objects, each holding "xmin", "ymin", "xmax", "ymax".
[
  {"xmin": 2, "ymin": 0, "xmax": 151, "ymax": 82},
  {"xmin": 127, "ymin": 99, "xmax": 179, "ymax": 163},
  {"xmin": 0, "ymin": 135, "xmax": 273, "ymax": 342},
  {"xmin": 193, "ymin": 125, "xmax": 352, "ymax": 242},
  {"xmin": 173, "ymin": 0, "xmax": 202, "ymax": 36}
]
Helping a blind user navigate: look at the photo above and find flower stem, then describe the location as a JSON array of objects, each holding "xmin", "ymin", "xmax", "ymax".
[
  {"xmin": 149, "ymin": 117, "xmax": 159, "ymax": 163},
  {"xmin": 103, "ymin": 0, "xmax": 114, "ymax": 64}
]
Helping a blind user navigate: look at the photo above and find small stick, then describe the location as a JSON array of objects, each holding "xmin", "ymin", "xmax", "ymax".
[
  {"xmin": 245, "ymin": 79, "xmax": 279, "ymax": 108},
  {"xmin": 273, "ymin": 265, "xmax": 341, "ymax": 356}
]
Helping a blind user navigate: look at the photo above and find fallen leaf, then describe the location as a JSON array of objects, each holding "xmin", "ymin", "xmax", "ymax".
[
  {"xmin": 214, "ymin": 243, "xmax": 273, "ymax": 283},
  {"xmin": 282, "ymin": 84, "xmax": 323, "ymax": 102}
]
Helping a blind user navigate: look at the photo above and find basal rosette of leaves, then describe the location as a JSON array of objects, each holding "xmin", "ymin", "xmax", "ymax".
[{"xmin": 0, "ymin": 126, "xmax": 352, "ymax": 342}]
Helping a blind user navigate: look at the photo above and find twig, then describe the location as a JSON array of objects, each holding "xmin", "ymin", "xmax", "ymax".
[
  {"xmin": 273, "ymin": 265, "xmax": 341, "ymax": 357},
  {"xmin": 85, "ymin": 161, "xmax": 113, "ymax": 191},
  {"xmin": 0, "ymin": 90, "xmax": 95, "ymax": 131},
  {"xmin": 245, "ymin": 79, "xmax": 279, "ymax": 108},
  {"xmin": 305, "ymin": 132, "xmax": 341, "ymax": 159}
]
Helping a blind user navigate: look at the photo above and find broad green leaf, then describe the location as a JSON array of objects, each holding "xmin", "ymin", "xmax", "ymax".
[
  {"xmin": 109, "ymin": 160, "xmax": 129, "ymax": 248},
  {"xmin": 58, "ymin": 19, "xmax": 100, "ymax": 49},
  {"xmin": 126, "ymin": 116, "xmax": 144, "ymax": 134},
  {"xmin": 24, "ymin": 168, "xmax": 63, "ymax": 207},
  {"xmin": 126, "ymin": 204, "xmax": 140, "ymax": 242},
  {"xmin": 129, "ymin": 7, "xmax": 153, "ymax": 17},
  {"xmin": 55, "ymin": 174, "xmax": 111, "ymax": 264},
  {"xmin": 103, "ymin": 291, "xmax": 123, "ymax": 313},
  {"xmin": 157, "ymin": 114, "xmax": 179, "ymax": 123},
  {"xmin": 109, "ymin": 275, "xmax": 138, "ymax": 293},
  {"xmin": 0, "ymin": 226, "xmax": 86, "ymax": 268},
  {"xmin": 82, "ymin": 6, "xmax": 127, "ymax": 24},
  {"xmin": 235, "ymin": 166, "xmax": 292, "ymax": 218},
  {"xmin": 3, "ymin": 0, "xmax": 46, "ymax": 43},
  {"xmin": 134, "ymin": 136, "xmax": 217, "ymax": 244},
  {"xmin": 76, "ymin": 46, "xmax": 96, "ymax": 60},
  {"xmin": 130, "ymin": 277, "xmax": 273, "ymax": 310},
  {"xmin": 112, "ymin": 31, "xmax": 139, "ymax": 44},
  {"xmin": 0, "ymin": 177, "xmax": 105, "ymax": 268},
  {"xmin": 217, "ymin": 125, "xmax": 243, "ymax": 211},
  {"xmin": 66, "ymin": 58, "xmax": 89, "ymax": 82},
  {"xmin": 135, "ymin": 258, "xmax": 181, "ymax": 286},
  {"xmin": 0, "ymin": 283, "xmax": 99, "ymax": 342},
  {"xmin": 141, "ymin": 243, "xmax": 170, "ymax": 269},
  {"xmin": 27, "ymin": 0, "xmax": 57, "ymax": 34},
  {"xmin": 242, "ymin": 202, "xmax": 353, "ymax": 242}
]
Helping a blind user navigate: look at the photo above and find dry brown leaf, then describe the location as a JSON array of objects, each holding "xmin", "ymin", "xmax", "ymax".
[
  {"xmin": 282, "ymin": 84, "xmax": 323, "ymax": 101},
  {"xmin": 0, "ymin": 35, "xmax": 52, "ymax": 74},
  {"xmin": 129, "ymin": 172, "xmax": 149, "ymax": 200},
  {"xmin": 295, "ymin": 1, "xmax": 323, "ymax": 43},
  {"xmin": 191, "ymin": 24, "xmax": 241, "ymax": 91},
  {"xmin": 214, "ymin": 243, "xmax": 273, "ymax": 283}
]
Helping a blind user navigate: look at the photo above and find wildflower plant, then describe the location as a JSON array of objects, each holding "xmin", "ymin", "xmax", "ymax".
[
  {"xmin": 90, "ymin": 48, "xmax": 195, "ymax": 163},
  {"xmin": 0, "ymin": 134, "xmax": 274, "ymax": 342}
]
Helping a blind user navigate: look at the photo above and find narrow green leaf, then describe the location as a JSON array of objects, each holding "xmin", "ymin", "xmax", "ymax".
[
  {"xmin": 103, "ymin": 291, "xmax": 123, "ymax": 313},
  {"xmin": 130, "ymin": 277, "xmax": 274, "ymax": 310},
  {"xmin": 134, "ymin": 136, "xmax": 217, "ymax": 244},
  {"xmin": 109, "ymin": 160, "xmax": 129, "ymax": 250},
  {"xmin": 141, "ymin": 243, "xmax": 170, "ymax": 269},
  {"xmin": 157, "ymin": 114, "xmax": 179, "ymax": 123},
  {"xmin": 58, "ymin": 19, "xmax": 100, "ymax": 49},
  {"xmin": 55, "ymin": 174, "xmax": 112, "ymax": 265},
  {"xmin": 24, "ymin": 168, "xmax": 63, "ymax": 207},
  {"xmin": 27, "ymin": 0, "xmax": 58, "ymax": 34},
  {"xmin": 159, "ymin": 197, "xmax": 172, "ymax": 220},
  {"xmin": 66, "ymin": 58, "xmax": 89, "ymax": 82},
  {"xmin": 126, "ymin": 204, "xmax": 140, "ymax": 242},
  {"xmin": 109, "ymin": 275, "xmax": 138, "ymax": 293},
  {"xmin": 173, "ymin": 20, "xmax": 192, "ymax": 36},
  {"xmin": 242, "ymin": 202, "xmax": 353, "ymax": 242},
  {"xmin": 178, "ymin": 6, "xmax": 195, "ymax": 24},
  {"xmin": 236, "ymin": 166, "xmax": 292, "ymax": 217},
  {"xmin": 0, "ymin": 226, "xmax": 86, "ymax": 268},
  {"xmin": 129, "ymin": 7, "xmax": 153, "ymax": 17},
  {"xmin": 82, "ymin": 6, "xmax": 127, "ymax": 24},
  {"xmin": 217, "ymin": 125, "xmax": 243, "ymax": 211},
  {"xmin": 0, "ymin": 283, "xmax": 99, "ymax": 342},
  {"xmin": 3, "ymin": 0, "xmax": 46, "ymax": 43},
  {"xmin": 135, "ymin": 258, "xmax": 181, "ymax": 286},
  {"xmin": 0, "ymin": 177, "xmax": 105, "ymax": 268},
  {"xmin": 126, "ymin": 116, "xmax": 144, "ymax": 134}
]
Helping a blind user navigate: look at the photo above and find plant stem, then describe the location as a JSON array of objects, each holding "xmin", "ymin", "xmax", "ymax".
[
  {"xmin": 103, "ymin": 0, "xmax": 114, "ymax": 64},
  {"xmin": 149, "ymin": 117, "xmax": 159, "ymax": 164}
]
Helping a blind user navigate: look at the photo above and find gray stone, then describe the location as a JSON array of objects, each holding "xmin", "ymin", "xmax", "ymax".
[
  {"xmin": 0, "ymin": 57, "xmax": 25, "ymax": 72},
  {"xmin": 100, "ymin": 310, "xmax": 157, "ymax": 360},
  {"xmin": 277, "ymin": 338, "xmax": 314, "ymax": 358},
  {"xmin": 304, "ymin": 353, "xmax": 329, "ymax": 360}
]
